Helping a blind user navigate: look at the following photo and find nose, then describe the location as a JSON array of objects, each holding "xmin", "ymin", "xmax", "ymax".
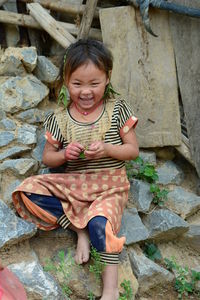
[{"xmin": 81, "ymin": 85, "xmax": 92, "ymax": 95}]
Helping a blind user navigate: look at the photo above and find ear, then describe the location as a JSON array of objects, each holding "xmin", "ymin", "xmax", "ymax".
[{"xmin": 106, "ymin": 70, "xmax": 112, "ymax": 85}]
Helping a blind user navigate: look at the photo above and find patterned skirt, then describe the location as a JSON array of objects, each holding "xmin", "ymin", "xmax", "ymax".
[{"xmin": 12, "ymin": 168, "xmax": 130, "ymax": 235}]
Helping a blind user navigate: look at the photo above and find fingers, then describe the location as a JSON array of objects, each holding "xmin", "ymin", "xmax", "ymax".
[
  {"xmin": 84, "ymin": 142, "xmax": 105, "ymax": 159},
  {"xmin": 65, "ymin": 142, "xmax": 84, "ymax": 160}
]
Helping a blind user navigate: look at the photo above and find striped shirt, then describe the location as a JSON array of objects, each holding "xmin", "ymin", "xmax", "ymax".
[{"xmin": 44, "ymin": 99, "xmax": 137, "ymax": 172}]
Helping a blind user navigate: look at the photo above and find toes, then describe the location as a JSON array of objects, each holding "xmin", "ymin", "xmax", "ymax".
[{"xmin": 82, "ymin": 254, "xmax": 89, "ymax": 263}]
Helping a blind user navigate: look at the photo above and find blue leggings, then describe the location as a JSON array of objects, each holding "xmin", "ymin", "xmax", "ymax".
[{"xmin": 24, "ymin": 193, "xmax": 123, "ymax": 264}]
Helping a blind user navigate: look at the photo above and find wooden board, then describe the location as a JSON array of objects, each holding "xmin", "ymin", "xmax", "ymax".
[
  {"xmin": 100, "ymin": 6, "xmax": 181, "ymax": 148},
  {"xmin": 169, "ymin": 0, "xmax": 200, "ymax": 176},
  {"xmin": 27, "ymin": 2, "xmax": 75, "ymax": 48}
]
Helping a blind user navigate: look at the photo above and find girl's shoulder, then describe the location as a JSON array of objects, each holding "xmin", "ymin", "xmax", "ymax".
[
  {"xmin": 107, "ymin": 98, "xmax": 131, "ymax": 112},
  {"xmin": 44, "ymin": 106, "xmax": 68, "ymax": 128}
]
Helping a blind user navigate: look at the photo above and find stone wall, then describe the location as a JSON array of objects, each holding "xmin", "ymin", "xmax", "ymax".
[
  {"xmin": 0, "ymin": 46, "xmax": 58, "ymax": 206},
  {"xmin": 1, "ymin": 47, "xmax": 200, "ymax": 299}
]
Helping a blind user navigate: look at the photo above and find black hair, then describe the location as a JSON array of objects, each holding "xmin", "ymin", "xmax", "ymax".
[{"xmin": 60, "ymin": 39, "xmax": 113, "ymax": 83}]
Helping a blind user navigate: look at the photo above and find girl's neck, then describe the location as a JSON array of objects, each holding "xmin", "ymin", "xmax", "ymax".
[
  {"xmin": 73, "ymin": 99, "xmax": 104, "ymax": 116},
  {"xmin": 69, "ymin": 100, "xmax": 105, "ymax": 123}
]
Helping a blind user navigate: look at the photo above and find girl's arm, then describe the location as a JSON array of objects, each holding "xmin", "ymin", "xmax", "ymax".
[
  {"xmin": 85, "ymin": 128, "xmax": 139, "ymax": 161},
  {"xmin": 42, "ymin": 141, "xmax": 84, "ymax": 167}
]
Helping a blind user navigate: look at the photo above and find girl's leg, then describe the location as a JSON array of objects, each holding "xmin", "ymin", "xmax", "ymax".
[
  {"xmin": 101, "ymin": 264, "xmax": 119, "ymax": 300},
  {"xmin": 21, "ymin": 193, "xmax": 91, "ymax": 265},
  {"xmin": 68, "ymin": 223, "xmax": 90, "ymax": 265},
  {"xmin": 88, "ymin": 216, "xmax": 125, "ymax": 299}
]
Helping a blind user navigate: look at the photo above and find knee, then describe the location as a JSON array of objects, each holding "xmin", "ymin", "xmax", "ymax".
[{"xmin": 88, "ymin": 216, "xmax": 107, "ymax": 252}]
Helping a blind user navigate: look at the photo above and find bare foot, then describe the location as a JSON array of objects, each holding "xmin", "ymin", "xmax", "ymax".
[
  {"xmin": 75, "ymin": 229, "xmax": 90, "ymax": 264},
  {"xmin": 100, "ymin": 289, "xmax": 119, "ymax": 300}
]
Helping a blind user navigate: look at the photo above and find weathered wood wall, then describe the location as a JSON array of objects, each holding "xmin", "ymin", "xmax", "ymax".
[
  {"xmin": 100, "ymin": 6, "xmax": 182, "ymax": 148},
  {"xmin": 169, "ymin": 0, "xmax": 200, "ymax": 177}
]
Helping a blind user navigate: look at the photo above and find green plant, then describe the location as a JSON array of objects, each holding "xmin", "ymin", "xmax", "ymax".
[
  {"xmin": 44, "ymin": 250, "xmax": 76, "ymax": 298},
  {"xmin": 150, "ymin": 183, "xmax": 169, "ymax": 206},
  {"xmin": 126, "ymin": 156, "xmax": 158, "ymax": 183},
  {"xmin": 89, "ymin": 246, "xmax": 106, "ymax": 282},
  {"xmin": 87, "ymin": 291, "xmax": 95, "ymax": 300},
  {"xmin": 126, "ymin": 157, "xmax": 169, "ymax": 207},
  {"xmin": 119, "ymin": 279, "xmax": 133, "ymax": 300},
  {"xmin": 143, "ymin": 242, "xmax": 162, "ymax": 262},
  {"xmin": 164, "ymin": 256, "xmax": 200, "ymax": 299}
]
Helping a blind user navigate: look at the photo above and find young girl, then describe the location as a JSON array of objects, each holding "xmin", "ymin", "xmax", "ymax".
[{"xmin": 12, "ymin": 39, "xmax": 139, "ymax": 300}]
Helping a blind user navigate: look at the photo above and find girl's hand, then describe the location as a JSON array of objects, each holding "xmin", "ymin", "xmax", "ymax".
[
  {"xmin": 64, "ymin": 142, "xmax": 84, "ymax": 160},
  {"xmin": 84, "ymin": 141, "xmax": 108, "ymax": 159}
]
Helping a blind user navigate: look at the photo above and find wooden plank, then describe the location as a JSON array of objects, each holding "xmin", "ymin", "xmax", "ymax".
[
  {"xmin": 20, "ymin": 0, "xmax": 99, "ymax": 18},
  {"xmin": 175, "ymin": 135, "xmax": 195, "ymax": 167},
  {"xmin": 77, "ymin": 0, "xmax": 98, "ymax": 39},
  {"xmin": 100, "ymin": 6, "xmax": 181, "ymax": 148},
  {"xmin": 27, "ymin": 2, "xmax": 75, "ymax": 48},
  {"xmin": 169, "ymin": 0, "xmax": 200, "ymax": 177},
  {"xmin": 0, "ymin": 0, "xmax": 8, "ymax": 6},
  {"xmin": 0, "ymin": 10, "xmax": 102, "ymax": 40}
]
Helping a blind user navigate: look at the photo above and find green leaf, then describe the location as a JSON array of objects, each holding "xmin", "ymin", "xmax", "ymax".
[
  {"xmin": 133, "ymin": 156, "xmax": 143, "ymax": 165},
  {"xmin": 79, "ymin": 151, "xmax": 85, "ymax": 159},
  {"xmin": 58, "ymin": 85, "xmax": 70, "ymax": 107}
]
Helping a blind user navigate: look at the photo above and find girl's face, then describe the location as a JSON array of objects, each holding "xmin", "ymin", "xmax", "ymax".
[{"xmin": 66, "ymin": 61, "xmax": 109, "ymax": 111}]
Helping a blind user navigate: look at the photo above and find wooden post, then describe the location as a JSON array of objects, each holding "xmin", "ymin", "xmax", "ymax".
[
  {"xmin": 16, "ymin": 0, "xmax": 30, "ymax": 46},
  {"xmin": 27, "ymin": 2, "xmax": 75, "ymax": 48},
  {"xmin": 77, "ymin": 0, "xmax": 98, "ymax": 39}
]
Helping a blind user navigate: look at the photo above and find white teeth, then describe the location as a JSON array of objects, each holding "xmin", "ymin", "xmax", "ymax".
[{"xmin": 80, "ymin": 98, "xmax": 93, "ymax": 101}]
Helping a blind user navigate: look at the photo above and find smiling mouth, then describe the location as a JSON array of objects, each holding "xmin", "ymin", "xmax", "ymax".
[
  {"xmin": 80, "ymin": 97, "xmax": 93, "ymax": 101},
  {"xmin": 79, "ymin": 97, "xmax": 94, "ymax": 105}
]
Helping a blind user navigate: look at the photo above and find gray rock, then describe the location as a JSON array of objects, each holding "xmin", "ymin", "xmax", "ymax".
[
  {"xmin": 139, "ymin": 150, "xmax": 157, "ymax": 165},
  {"xmin": 3, "ymin": 180, "xmax": 22, "ymax": 205},
  {"xmin": 16, "ymin": 108, "xmax": 46, "ymax": 124},
  {"xmin": 157, "ymin": 161, "xmax": 184, "ymax": 185},
  {"xmin": 0, "ymin": 75, "xmax": 49, "ymax": 113},
  {"xmin": 31, "ymin": 129, "xmax": 46, "ymax": 162},
  {"xmin": 0, "ymin": 199, "xmax": 37, "ymax": 248},
  {"xmin": 0, "ymin": 131, "xmax": 15, "ymax": 147},
  {"xmin": 0, "ymin": 110, "xmax": 6, "ymax": 120},
  {"xmin": 3, "ymin": 46, "xmax": 37, "ymax": 73},
  {"xmin": 130, "ymin": 179, "xmax": 153, "ymax": 212},
  {"xmin": 38, "ymin": 168, "xmax": 52, "ymax": 175},
  {"xmin": 34, "ymin": 56, "xmax": 59, "ymax": 84},
  {"xmin": 119, "ymin": 249, "xmax": 139, "ymax": 297},
  {"xmin": 8, "ymin": 260, "xmax": 64, "ymax": 300},
  {"xmin": 142, "ymin": 209, "xmax": 189, "ymax": 241},
  {"xmin": 0, "ymin": 146, "xmax": 31, "ymax": 161},
  {"xmin": 0, "ymin": 55, "xmax": 26, "ymax": 76},
  {"xmin": 181, "ymin": 225, "xmax": 200, "ymax": 252},
  {"xmin": 166, "ymin": 187, "xmax": 200, "ymax": 218},
  {"xmin": 0, "ymin": 158, "xmax": 38, "ymax": 176},
  {"xmin": 17, "ymin": 124, "xmax": 37, "ymax": 145},
  {"xmin": 20, "ymin": 47, "xmax": 37, "ymax": 72},
  {"xmin": 119, "ymin": 208, "xmax": 149, "ymax": 245},
  {"xmin": 0, "ymin": 118, "xmax": 16, "ymax": 130},
  {"xmin": 129, "ymin": 246, "xmax": 174, "ymax": 293}
]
